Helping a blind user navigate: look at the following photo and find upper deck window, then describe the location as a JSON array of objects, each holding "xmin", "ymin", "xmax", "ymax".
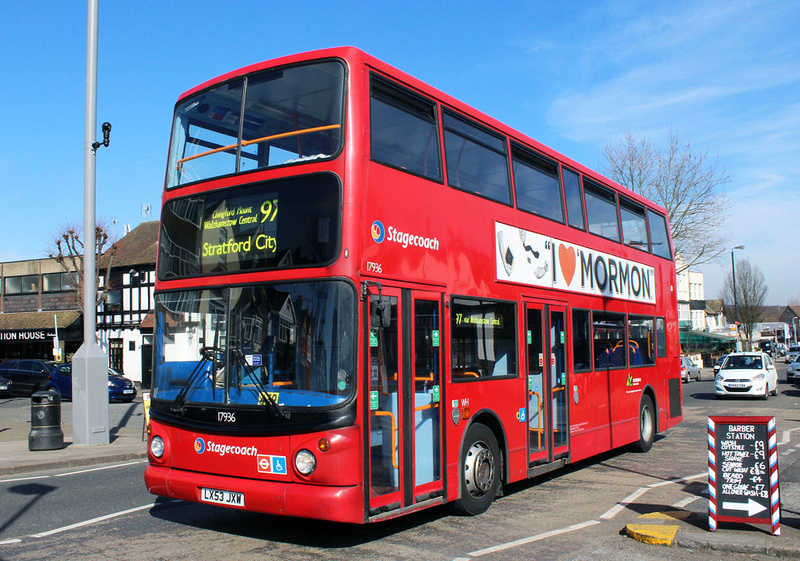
[
  {"xmin": 584, "ymin": 180, "xmax": 620, "ymax": 242},
  {"xmin": 562, "ymin": 168, "xmax": 585, "ymax": 230},
  {"xmin": 619, "ymin": 197, "xmax": 649, "ymax": 252},
  {"xmin": 166, "ymin": 60, "xmax": 345, "ymax": 188},
  {"xmin": 512, "ymin": 145, "xmax": 564, "ymax": 223},
  {"xmin": 648, "ymin": 209, "xmax": 673, "ymax": 260},
  {"xmin": 370, "ymin": 75, "xmax": 442, "ymax": 181},
  {"xmin": 443, "ymin": 110, "xmax": 511, "ymax": 205}
]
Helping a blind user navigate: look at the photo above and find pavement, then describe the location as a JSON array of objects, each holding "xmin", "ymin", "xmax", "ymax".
[
  {"xmin": 625, "ymin": 509, "xmax": 800, "ymax": 557},
  {"xmin": 1, "ymin": 387, "xmax": 799, "ymax": 557},
  {"xmin": 0, "ymin": 393, "xmax": 148, "ymax": 476}
]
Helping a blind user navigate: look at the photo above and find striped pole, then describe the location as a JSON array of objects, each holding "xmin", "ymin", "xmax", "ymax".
[
  {"xmin": 708, "ymin": 417, "xmax": 717, "ymax": 531},
  {"xmin": 768, "ymin": 417, "xmax": 781, "ymax": 535}
]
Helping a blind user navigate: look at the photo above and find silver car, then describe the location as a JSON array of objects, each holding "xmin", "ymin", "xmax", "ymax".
[
  {"xmin": 787, "ymin": 356, "xmax": 800, "ymax": 384},
  {"xmin": 715, "ymin": 352, "xmax": 778, "ymax": 399},
  {"xmin": 680, "ymin": 357, "xmax": 701, "ymax": 382}
]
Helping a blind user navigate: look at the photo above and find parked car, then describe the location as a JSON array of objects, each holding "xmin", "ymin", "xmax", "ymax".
[
  {"xmin": 787, "ymin": 355, "xmax": 800, "ymax": 384},
  {"xmin": 47, "ymin": 364, "xmax": 137, "ymax": 402},
  {"xmin": 714, "ymin": 352, "xmax": 778, "ymax": 399},
  {"xmin": 785, "ymin": 346, "xmax": 800, "ymax": 364},
  {"xmin": 713, "ymin": 355, "xmax": 729, "ymax": 374},
  {"xmin": 0, "ymin": 374, "xmax": 12, "ymax": 397},
  {"xmin": 0, "ymin": 360, "xmax": 58, "ymax": 396},
  {"xmin": 680, "ymin": 357, "xmax": 701, "ymax": 382}
]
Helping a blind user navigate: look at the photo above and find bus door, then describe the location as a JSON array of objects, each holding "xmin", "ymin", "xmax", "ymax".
[
  {"xmin": 525, "ymin": 303, "xmax": 569, "ymax": 464},
  {"xmin": 366, "ymin": 287, "xmax": 444, "ymax": 515}
]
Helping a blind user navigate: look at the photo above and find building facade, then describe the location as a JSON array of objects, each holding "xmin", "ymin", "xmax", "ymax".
[{"xmin": 0, "ymin": 221, "xmax": 158, "ymax": 385}]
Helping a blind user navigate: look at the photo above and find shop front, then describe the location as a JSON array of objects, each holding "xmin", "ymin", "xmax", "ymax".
[
  {"xmin": 680, "ymin": 327, "xmax": 736, "ymax": 366},
  {"xmin": 0, "ymin": 311, "xmax": 82, "ymax": 363}
]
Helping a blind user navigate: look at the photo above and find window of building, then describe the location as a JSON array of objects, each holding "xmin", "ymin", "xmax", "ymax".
[
  {"xmin": 106, "ymin": 289, "xmax": 122, "ymax": 312},
  {"xmin": 109, "ymin": 338, "xmax": 123, "ymax": 372},
  {"xmin": 451, "ymin": 297, "xmax": 516, "ymax": 380},
  {"xmin": 43, "ymin": 272, "xmax": 75, "ymax": 292},
  {"xmin": 512, "ymin": 144, "xmax": 564, "ymax": 223},
  {"xmin": 593, "ymin": 311, "xmax": 627, "ymax": 369},
  {"xmin": 370, "ymin": 75, "xmax": 442, "ymax": 181},
  {"xmin": 572, "ymin": 309, "xmax": 592, "ymax": 372},
  {"xmin": 443, "ymin": 110, "xmax": 510, "ymax": 205},
  {"xmin": 4, "ymin": 275, "xmax": 38, "ymax": 295},
  {"xmin": 648, "ymin": 209, "xmax": 673, "ymax": 260},
  {"xmin": 563, "ymin": 168, "xmax": 585, "ymax": 230},
  {"xmin": 584, "ymin": 181, "xmax": 620, "ymax": 242},
  {"xmin": 619, "ymin": 198, "xmax": 649, "ymax": 251},
  {"xmin": 628, "ymin": 315, "xmax": 655, "ymax": 366}
]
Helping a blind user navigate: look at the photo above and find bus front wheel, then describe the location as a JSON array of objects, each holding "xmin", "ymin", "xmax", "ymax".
[
  {"xmin": 449, "ymin": 423, "xmax": 500, "ymax": 516},
  {"xmin": 633, "ymin": 395, "xmax": 655, "ymax": 453}
]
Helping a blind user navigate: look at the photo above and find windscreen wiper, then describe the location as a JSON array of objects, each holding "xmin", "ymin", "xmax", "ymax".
[
  {"xmin": 232, "ymin": 349, "xmax": 287, "ymax": 421},
  {"xmin": 170, "ymin": 347, "xmax": 222, "ymax": 415}
]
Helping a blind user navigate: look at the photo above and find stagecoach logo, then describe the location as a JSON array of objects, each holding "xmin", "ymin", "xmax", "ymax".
[
  {"xmin": 495, "ymin": 222, "xmax": 656, "ymax": 304},
  {"xmin": 370, "ymin": 219, "xmax": 440, "ymax": 250},
  {"xmin": 194, "ymin": 437, "xmax": 206, "ymax": 454},
  {"xmin": 371, "ymin": 220, "xmax": 385, "ymax": 243}
]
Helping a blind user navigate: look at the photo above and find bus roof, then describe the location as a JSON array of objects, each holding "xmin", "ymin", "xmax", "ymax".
[{"xmin": 176, "ymin": 46, "xmax": 666, "ymax": 216}]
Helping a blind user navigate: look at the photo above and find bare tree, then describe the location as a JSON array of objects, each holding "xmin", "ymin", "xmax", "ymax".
[
  {"xmin": 47, "ymin": 220, "xmax": 117, "ymax": 313},
  {"xmin": 719, "ymin": 258, "xmax": 768, "ymax": 350},
  {"xmin": 603, "ymin": 130, "xmax": 731, "ymax": 272}
]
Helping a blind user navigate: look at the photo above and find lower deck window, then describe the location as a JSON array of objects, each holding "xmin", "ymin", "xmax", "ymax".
[{"xmin": 451, "ymin": 298, "xmax": 516, "ymax": 380}]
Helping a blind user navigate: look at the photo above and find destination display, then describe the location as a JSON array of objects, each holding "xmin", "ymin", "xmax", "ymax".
[
  {"xmin": 201, "ymin": 193, "xmax": 279, "ymax": 267},
  {"xmin": 158, "ymin": 174, "xmax": 341, "ymax": 279},
  {"xmin": 708, "ymin": 416, "xmax": 780, "ymax": 535}
]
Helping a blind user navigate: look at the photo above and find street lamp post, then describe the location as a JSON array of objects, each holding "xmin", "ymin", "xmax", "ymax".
[{"xmin": 731, "ymin": 245, "xmax": 744, "ymax": 351}]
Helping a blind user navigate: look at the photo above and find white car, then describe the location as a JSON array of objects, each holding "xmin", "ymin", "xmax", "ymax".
[
  {"xmin": 787, "ymin": 356, "xmax": 800, "ymax": 384},
  {"xmin": 715, "ymin": 352, "xmax": 778, "ymax": 399}
]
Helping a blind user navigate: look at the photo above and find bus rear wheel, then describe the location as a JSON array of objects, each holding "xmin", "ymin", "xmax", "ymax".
[
  {"xmin": 449, "ymin": 423, "xmax": 500, "ymax": 516},
  {"xmin": 633, "ymin": 395, "xmax": 655, "ymax": 453}
]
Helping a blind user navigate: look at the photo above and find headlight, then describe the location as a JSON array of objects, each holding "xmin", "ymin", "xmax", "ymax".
[
  {"xmin": 753, "ymin": 373, "xmax": 766, "ymax": 381},
  {"xmin": 295, "ymin": 449, "xmax": 317, "ymax": 475},
  {"xmin": 108, "ymin": 380, "xmax": 114, "ymax": 388},
  {"xmin": 715, "ymin": 374, "xmax": 723, "ymax": 382},
  {"xmin": 150, "ymin": 435, "xmax": 165, "ymax": 458}
]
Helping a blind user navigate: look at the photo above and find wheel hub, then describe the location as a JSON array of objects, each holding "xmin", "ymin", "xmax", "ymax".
[{"xmin": 464, "ymin": 441, "xmax": 495, "ymax": 497}]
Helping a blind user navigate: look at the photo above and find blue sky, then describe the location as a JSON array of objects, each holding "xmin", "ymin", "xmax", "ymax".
[{"xmin": 1, "ymin": 1, "xmax": 798, "ymax": 304}]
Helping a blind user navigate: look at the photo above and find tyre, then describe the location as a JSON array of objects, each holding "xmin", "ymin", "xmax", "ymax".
[
  {"xmin": 449, "ymin": 423, "xmax": 500, "ymax": 516},
  {"xmin": 632, "ymin": 395, "xmax": 655, "ymax": 453}
]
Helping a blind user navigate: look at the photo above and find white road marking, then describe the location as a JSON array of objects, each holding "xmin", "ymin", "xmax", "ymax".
[
  {"xmin": 466, "ymin": 520, "xmax": 601, "ymax": 557},
  {"xmin": 0, "ymin": 475, "xmax": 50, "ymax": 484},
  {"xmin": 600, "ymin": 487, "xmax": 649, "ymax": 519},
  {"xmin": 54, "ymin": 460, "xmax": 146, "ymax": 477},
  {"xmin": 30, "ymin": 503, "xmax": 153, "ymax": 538},
  {"xmin": 673, "ymin": 496, "xmax": 701, "ymax": 508}
]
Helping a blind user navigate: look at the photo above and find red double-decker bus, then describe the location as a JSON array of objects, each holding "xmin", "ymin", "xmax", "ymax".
[{"xmin": 145, "ymin": 47, "xmax": 682, "ymax": 523}]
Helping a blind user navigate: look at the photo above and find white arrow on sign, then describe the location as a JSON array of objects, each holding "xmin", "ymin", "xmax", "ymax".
[{"xmin": 722, "ymin": 498, "xmax": 767, "ymax": 517}]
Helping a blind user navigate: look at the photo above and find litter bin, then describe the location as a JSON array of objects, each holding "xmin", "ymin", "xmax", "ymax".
[{"xmin": 29, "ymin": 390, "xmax": 64, "ymax": 451}]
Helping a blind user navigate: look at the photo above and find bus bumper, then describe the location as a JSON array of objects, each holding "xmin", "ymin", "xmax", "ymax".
[{"xmin": 145, "ymin": 464, "xmax": 364, "ymax": 523}]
